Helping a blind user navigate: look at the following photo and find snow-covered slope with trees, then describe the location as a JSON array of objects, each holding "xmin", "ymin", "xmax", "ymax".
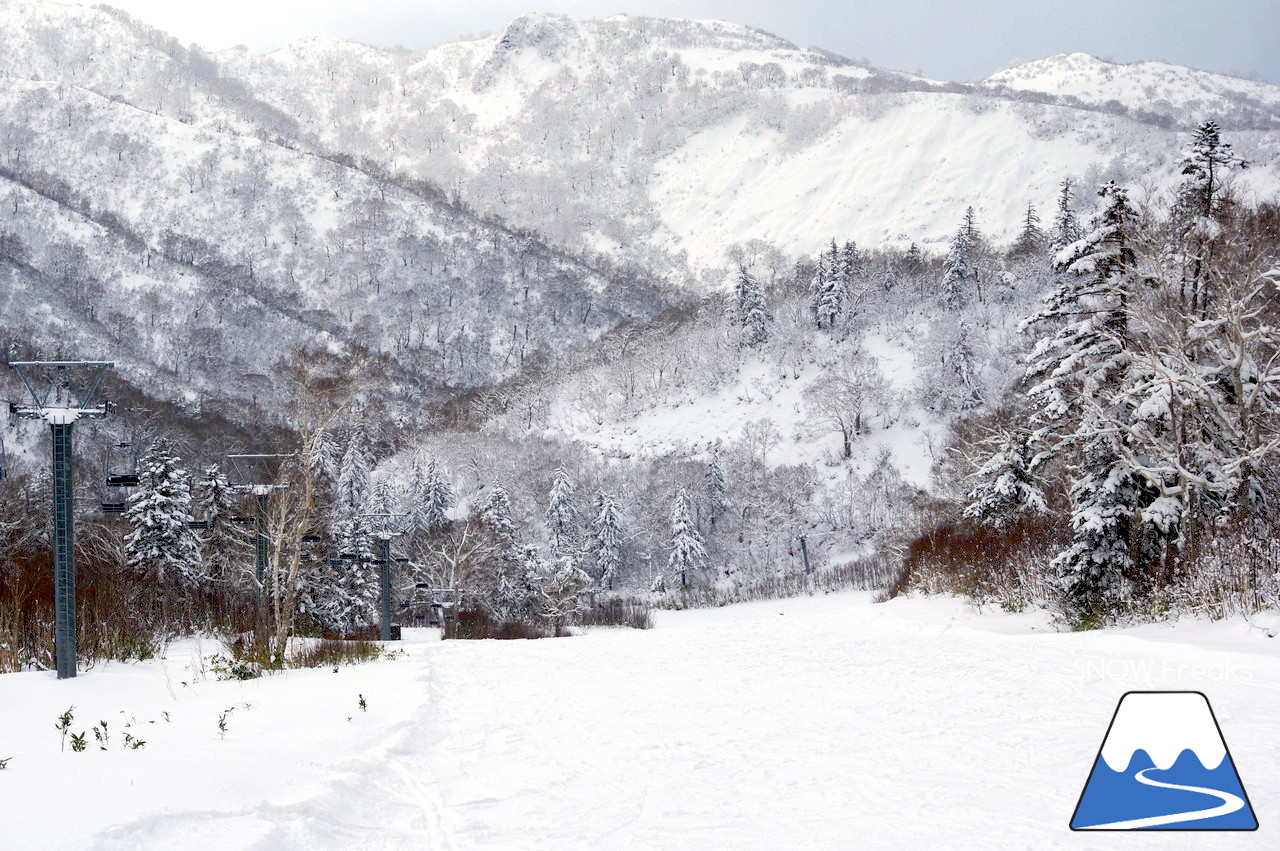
[
  {"xmin": 211, "ymin": 12, "xmax": 1280, "ymax": 276},
  {"xmin": 0, "ymin": 1, "xmax": 1276, "ymax": 647},
  {"xmin": 983, "ymin": 53, "xmax": 1280, "ymax": 125},
  {"xmin": 0, "ymin": 4, "xmax": 673, "ymax": 412},
  {"xmin": 3, "ymin": 2, "xmax": 1278, "ymax": 285}
]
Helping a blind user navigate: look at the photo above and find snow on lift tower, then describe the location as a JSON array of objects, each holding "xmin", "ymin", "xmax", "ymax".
[
  {"xmin": 226, "ymin": 453, "xmax": 292, "ymax": 597},
  {"xmin": 8, "ymin": 361, "xmax": 114, "ymax": 679}
]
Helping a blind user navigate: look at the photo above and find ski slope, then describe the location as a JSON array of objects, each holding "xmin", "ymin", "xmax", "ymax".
[{"xmin": 2, "ymin": 593, "xmax": 1277, "ymax": 849}]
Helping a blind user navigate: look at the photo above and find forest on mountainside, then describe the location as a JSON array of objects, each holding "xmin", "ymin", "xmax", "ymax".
[{"xmin": 6, "ymin": 118, "xmax": 1276, "ymax": 672}]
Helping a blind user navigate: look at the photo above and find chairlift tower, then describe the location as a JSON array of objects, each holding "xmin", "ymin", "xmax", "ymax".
[
  {"xmin": 357, "ymin": 513, "xmax": 408, "ymax": 641},
  {"xmin": 8, "ymin": 361, "xmax": 113, "ymax": 679},
  {"xmin": 226, "ymin": 454, "xmax": 290, "ymax": 599}
]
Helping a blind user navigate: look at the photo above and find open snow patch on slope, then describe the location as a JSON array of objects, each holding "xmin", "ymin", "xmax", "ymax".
[
  {"xmin": 552, "ymin": 357, "xmax": 812, "ymax": 462},
  {"xmin": 650, "ymin": 95, "xmax": 1163, "ymax": 268},
  {"xmin": 546, "ymin": 340, "xmax": 940, "ymax": 487}
]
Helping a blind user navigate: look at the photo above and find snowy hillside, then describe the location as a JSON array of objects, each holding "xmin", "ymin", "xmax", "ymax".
[
  {"xmin": 0, "ymin": 8, "xmax": 674, "ymax": 410},
  {"xmin": 983, "ymin": 53, "xmax": 1280, "ymax": 126},
  {"xmin": 213, "ymin": 12, "xmax": 1280, "ymax": 276},
  {"xmin": 3, "ymin": 2, "xmax": 1278, "ymax": 284},
  {"xmin": 4, "ymin": 592, "xmax": 1278, "ymax": 849}
]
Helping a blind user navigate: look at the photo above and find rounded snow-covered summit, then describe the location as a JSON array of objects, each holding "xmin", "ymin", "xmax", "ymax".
[
  {"xmin": 1098, "ymin": 692, "xmax": 1228, "ymax": 772},
  {"xmin": 983, "ymin": 52, "xmax": 1280, "ymax": 121}
]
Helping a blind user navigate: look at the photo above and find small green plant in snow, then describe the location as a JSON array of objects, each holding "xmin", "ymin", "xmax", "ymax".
[{"xmin": 55, "ymin": 706, "xmax": 75, "ymax": 752}]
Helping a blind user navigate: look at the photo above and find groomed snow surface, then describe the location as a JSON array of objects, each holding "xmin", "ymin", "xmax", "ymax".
[{"xmin": 3, "ymin": 593, "xmax": 1277, "ymax": 849}]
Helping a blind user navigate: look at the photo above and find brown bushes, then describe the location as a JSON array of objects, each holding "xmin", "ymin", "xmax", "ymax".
[
  {"xmin": 442, "ymin": 596, "xmax": 655, "ymax": 639},
  {"xmin": 896, "ymin": 515, "xmax": 1066, "ymax": 610},
  {"xmin": 579, "ymin": 596, "xmax": 654, "ymax": 630},
  {"xmin": 443, "ymin": 608, "xmax": 552, "ymax": 640},
  {"xmin": 0, "ymin": 528, "xmax": 256, "ymax": 674}
]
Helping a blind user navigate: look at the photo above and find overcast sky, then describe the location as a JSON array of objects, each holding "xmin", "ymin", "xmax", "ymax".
[{"xmin": 97, "ymin": 0, "xmax": 1279, "ymax": 83}]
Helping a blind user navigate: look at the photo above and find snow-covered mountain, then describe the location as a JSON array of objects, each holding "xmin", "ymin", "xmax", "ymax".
[
  {"xmin": 212, "ymin": 12, "xmax": 1280, "ymax": 276},
  {"xmin": 1, "ymin": 0, "xmax": 1277, "ymax": 412},
  {"xmin": 983, "ymin": 53, "xmax": 1280, "ymax": 125},
  {"xmin": 4, "ymin": 2, "xmax": 1278, "ymax": 286},
  {"xmin": 0, "ymin": 2, "xmax": 673, "ymax": 415}
]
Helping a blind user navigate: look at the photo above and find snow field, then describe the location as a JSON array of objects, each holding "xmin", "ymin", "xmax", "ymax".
[{"xmin": 3, "ymin": 592, "xmax": 1278, "ymax": 849}]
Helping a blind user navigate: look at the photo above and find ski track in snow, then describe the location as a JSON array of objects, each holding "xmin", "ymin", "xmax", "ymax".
[
  {"xmin": 5, "ymin": 593, "xmax": 1278, "ymax": 850},
  {"xmin": 1078, "ymin": 767, "xmax": 1245, "ymax": 830}
]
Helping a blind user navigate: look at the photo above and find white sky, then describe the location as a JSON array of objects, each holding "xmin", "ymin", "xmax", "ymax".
[{"xmin": 92, "ymin": 0, "xmax": 1280, "ymax": 82}]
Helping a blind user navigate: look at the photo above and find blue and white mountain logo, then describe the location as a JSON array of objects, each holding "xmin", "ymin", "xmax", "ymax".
[{"xmin": 1070, "ymin": 691, "xmax": 1258, "ymax": 831}]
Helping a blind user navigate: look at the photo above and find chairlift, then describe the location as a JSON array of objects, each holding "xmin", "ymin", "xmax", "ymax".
[
  {"xmin": 100, "ymin": 440, "xmax": 138, "ymax": 513},
  {"xmin": 186, "ymin": 519, "xmax": 210, "ymax": 531},
  {"xmin": 102, "ymin": 441, "xmax": 138, "ymax": 488}
]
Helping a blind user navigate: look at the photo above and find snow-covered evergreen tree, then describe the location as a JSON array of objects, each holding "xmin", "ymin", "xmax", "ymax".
[
  {"xmin": 1026, "ymin": 182, "xmax": 1139, "ymax": 424},
  {"xmin": 1053, "ymin": 429, "xmax": 1143, "ymax": 620},
  {"xmin": 335, "ymin": 512, "xmax": 376, "ymax": 565},
  {"xmin": 307, "ymin": 540, "xmax": 380, "ymax": 635},
  {"xmin": 962, "ymin": 429, "xmax": 1048, "ymax": 528},
  {"xmin": 534, "ymin": 555, "xmax": 592, "ymax": 635},
  {"xmin": 813, "ymin": 245, "xmax": 847, "ymax": 330},
  {"xmin": 314, "ymin": 494, "xmax": 381, "ymax": 634},
  {"xmin": 479, "ymin": 481, "xmax": 526, "ymax": 615},
  {"xmin": 704, "ymin": 453, "xmax": 727, "ymax": 531},
  {"xmin": 1010, "ymin": 203, "xmax": 1045, "ymax": 258},
  {"xmin": 194, "ymin": 465, "xmax": 243, "ymax": 581},
  {"xmin": 881, "ymin": 256, "xmax": 899, "ymax": 293},
  {"xmin": 941, "ymin": 208, "xmax": 976, "ymax": 308},
  {"xmin": 501, "ymin": 544, "xmax": 545, "ymax": 619},
  {"xmin": 1049, "ymin": 178, "xmax": 1082, "ymax": 256},
  {"xmin": 545, "ymin": 467, "xmax": 583, "ymax": 565},
  {"xmin": 308, "ymin": 427, "xmax": 340, "ymax": 485},
  {"xmin": 667, "ymin": 489, "xmax": 707, "ymax": 589},
  {"xmin": 480, "ymin": 480, "xmax": 517, "ymax": 551},
  {"xmin": 808, "ymin": 243, "xmax": 831, "ymax": 324},
  {"xmin": 591, "ymin": 490, "xmax": 624, "ymax": 590},
  {"xmin": 1172, "ymin": 121, "xmax": 1251, "ymax": 319},
  {"xmin": 1178, "ymin": 120, "xmax": 1248, "ymax": 220},
  {"xmin": 944, "ymin": 322, "xmax": 985, "ymax": 411},
  {"xmin": 1024, "ymin": 182, "xmax": 1149, "ymax": 622},
  {"xmin": 733, "ymin": 265, "xmax": 770, "ymax": 347},
  {"xmin": 840, "ymin": 240, "xmax": 861, "ymax": 285},
  {"xmin": 412, "ymin": 457, "xmax": 454, "ymax": 535},
  {"xmin": 365, "ymin": 478, "xmax": 399, "ymax": 530},
  {"xmin": 124, "ymin": 438, "xmax": 201, "ymax": 588},
  {"xmin": 903, "ymin": 241, "xmax": 923, "ymax": 273},
  {"xmin": 336, "ymin": 424, "xmax": 370, "ymax": 513}
]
